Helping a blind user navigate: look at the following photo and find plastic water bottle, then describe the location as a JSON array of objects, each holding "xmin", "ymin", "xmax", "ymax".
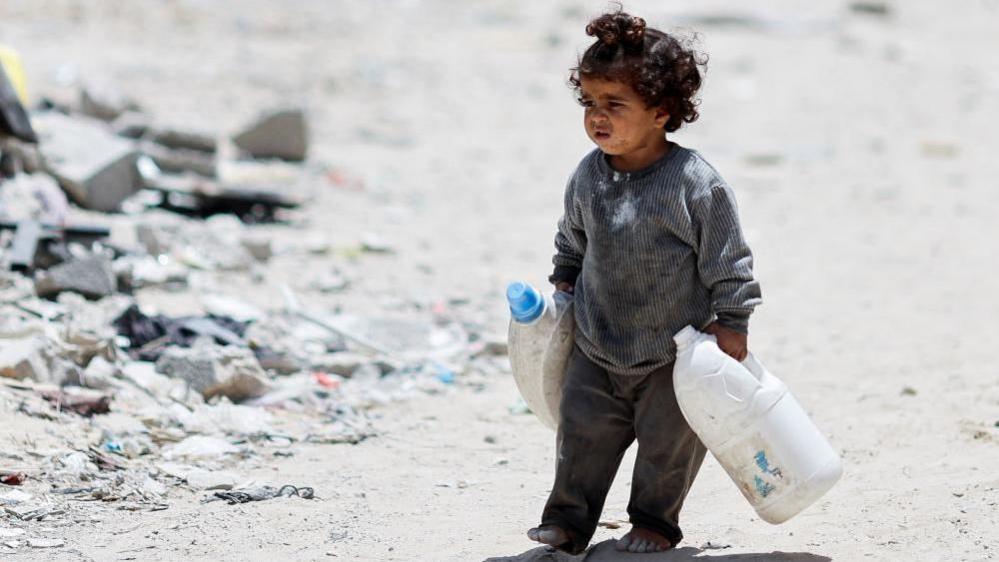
[
  {"xmin": 672, "ymin": 326, "xmax": 842, "ymax": 524},
  {"xmin": 506, "ymin": 281, "xmax": 574, "ymax": 430}
]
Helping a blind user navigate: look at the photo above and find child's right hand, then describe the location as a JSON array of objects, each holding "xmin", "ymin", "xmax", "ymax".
[{"xmin": 555, "ymin": 282, "xmax": 574, "ymax": 294}]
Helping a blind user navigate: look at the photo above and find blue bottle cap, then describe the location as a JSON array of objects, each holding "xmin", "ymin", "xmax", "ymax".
[{"xmin": 507, "ymin": 281, "xmax": 545, "ymax": 323}]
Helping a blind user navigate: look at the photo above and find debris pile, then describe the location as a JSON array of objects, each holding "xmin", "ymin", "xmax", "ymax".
[{"xmin": 0, "ymin": 58, "xmax": 510, "ymax": 554}]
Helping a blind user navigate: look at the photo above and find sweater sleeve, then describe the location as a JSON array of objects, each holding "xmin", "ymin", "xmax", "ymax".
[
  {"xmin": 549, "ymin": 176, "xmax": 586, "ymax": 286},
  {"xmin": 692, "ymin": 184, "xmax": 762, "ymax": 333}
]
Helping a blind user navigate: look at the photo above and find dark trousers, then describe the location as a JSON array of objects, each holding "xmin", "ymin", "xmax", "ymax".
[{"xmin": 540, "ymin": 345, "xmax": 707, "ymax": 554}]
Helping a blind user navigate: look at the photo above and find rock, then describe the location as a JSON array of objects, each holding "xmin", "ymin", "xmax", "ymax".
[
  {"xmin": 34, "ymin": 255, "xmax": 117, "ymax": 299},
  {"xmin": 134, "ymin": 222, "xmax": 172, "ymax": 256},
  {"xmin": 110, "ymin": 111, "xmax": 152, "ymax": 139},
  {"xmin": 162, "ymin": 435, "xmax": 238, "ymax": 461},
  {"xmin": 310, "ymin": 352, "xmax": 369, "ymax": 377},
  {"xmin": 33, "ymin": 112, "xmax": 143, "ymax": 212},
  {"xmin": 239, "ymin": 234, "xmax": 272, "ymax": 262},
  {"xmin": 0, "ymin": 528, "xmax": 25, "ymax": 539},
  {"xmin": 232, "ymin": 108, "xmax": 308, "ymax": 161},
  {"xmin": 140, "ymin": 140, "xmax": 217, "ymax": 178},
  {"xmin": 185, "ymin": 469, "xmax": 237, "ymax": 490},
  {"xmin": 80, "ymin": 356, "xmax": 117, "ymax": 389},
  {"xmin": 155, "ymin": 343, "xmax": 267, "ymax": 402},
  {"xmin": 0, "ymin": 173, "xmax": 68, "ymax": 224},
  {"xmin": 151, "ymin": 127, "xmax": 217, "ymax": 154},
  {"xmin": 79, "ymin": 81, "xmax": 139, "ymax": 121},
  {"xmin": 0, "ymin": 336, "xmax": 49, "ymax": 381},
  {"xmin": 200, "ymin": 294, "xmax": 262, "ymax": 323}
]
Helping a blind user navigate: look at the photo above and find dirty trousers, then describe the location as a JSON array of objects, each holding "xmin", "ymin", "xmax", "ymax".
[{"xmin": 540, "ymin": 345, "xmax": 707, "ymax": 554}]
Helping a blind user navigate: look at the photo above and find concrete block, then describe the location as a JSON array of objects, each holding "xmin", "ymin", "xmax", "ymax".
[
  {"xmin": 232, "ymin": 108, "xmax": 308, "ymax": 161},
  {"xmin": 33, "ymin": 112, "xmax": 142, "ymax": 212},
  {"xmin": 34, "ymin": 255, "xmax": 117, "ymax": 299},
  {"xmin": 155, "ymin": 343, "xmax": 267, "ymax": 402},
  {"xmin": 0, "ymin": 336, "xmax": 49, "ymax": 381}
]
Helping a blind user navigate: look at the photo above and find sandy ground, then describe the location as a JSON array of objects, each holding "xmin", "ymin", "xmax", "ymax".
[{"xmin": 3, "ymin": 0, "xmax": 999, "ymax": 560}]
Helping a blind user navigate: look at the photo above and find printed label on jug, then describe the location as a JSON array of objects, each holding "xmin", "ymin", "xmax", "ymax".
[{"xmin": 721, "ymin": 435, "xmax": 792, "ymax": 504}]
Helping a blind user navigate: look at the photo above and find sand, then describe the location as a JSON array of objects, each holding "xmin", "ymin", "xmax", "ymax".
[{"xmin": 2, "ymin": 0, "xmax": 999, "ymax": 560}]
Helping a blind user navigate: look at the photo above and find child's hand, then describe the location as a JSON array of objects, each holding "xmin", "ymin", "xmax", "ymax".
[
  {"xmin": 555, "ymin": 282, "xmax": 574, "ymax": 294},
  {"xmin": 704, "ymin": 322, "xmax": 748, "ymax": 361}
]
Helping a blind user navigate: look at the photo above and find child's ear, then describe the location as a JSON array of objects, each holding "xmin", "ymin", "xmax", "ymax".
[{"xmin": 654, "ymin": 106, "xmax": 670, "ymax": 128}]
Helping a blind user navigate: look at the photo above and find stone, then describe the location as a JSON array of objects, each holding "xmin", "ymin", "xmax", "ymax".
[
  {"xmin": 134, "ymin": 223, "xmax": 171, "ymax": 256},
  {"xmin": 310, "ymin": 352, "xmax": 369, "ymax": 377},
  {"xmin": 240, "ymin": 234, "xmax": 272, "ymax": 262},
  {"xmin": 79, "ymin": 81, "xmax": 139, "ymax": 121},
  {"xmin": 0, "ymin": 173, "xmax": 68, "ymax": 224},
  {"xmin": 0, "ymin": 336, "xmax": 49, "ymax": 381},
  {"xmin": 34, "ymin": 255, "xmax": 117, "ymax": 299},
  {"xmin": 33, "ymin": 112, "xmax": 142, "ymax": 212},
  {"xmin": 80, "ymin": 356, "xmax": 116, "ymax": 389},
  {"xmin": 151, "ymin": 127, "xmax": 217, "ymax": 154},
  {"xmin": 200, "ymin": 294, "xmax": 262, "ymax": 323},
  {"xmin": 140, "ymin": 141, "xmax": 217, "ymax": 178},
  {"xmin": 232, "ymin": 108, "xmax": 308, "ymax": 161},
  {"xmin": 155, "ymin": 343, "xmax": 267, "ymax": 402}
]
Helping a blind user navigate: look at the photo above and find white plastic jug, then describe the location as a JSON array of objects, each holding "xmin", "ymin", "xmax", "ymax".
[
  {"xmin": 506, "ymin": 282, "xmax": 574, "ymax": 430},
  {"xmin": 673, "ymin": 326, "xmax": 842, "ymax": 524}
]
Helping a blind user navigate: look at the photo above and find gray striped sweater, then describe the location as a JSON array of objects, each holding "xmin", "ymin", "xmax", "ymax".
[{"xmin": 550, "ymin": 143, "xmax": 762, "ymax": 376}]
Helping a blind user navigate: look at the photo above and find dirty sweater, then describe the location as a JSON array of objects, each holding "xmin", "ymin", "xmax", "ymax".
[{"xmin": 550, "ymin": 144, "xmax": 762, "ymax": 376}]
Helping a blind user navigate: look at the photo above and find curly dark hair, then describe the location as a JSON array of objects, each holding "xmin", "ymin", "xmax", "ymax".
[{"xmin": 569, "ymin": 8, "xmax": 707, "ymax": 132}]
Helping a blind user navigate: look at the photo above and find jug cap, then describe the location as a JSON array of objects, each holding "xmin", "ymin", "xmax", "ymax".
[{"xmin": 507, "ymin": 281, "xmax": 545, "ymax": 323}]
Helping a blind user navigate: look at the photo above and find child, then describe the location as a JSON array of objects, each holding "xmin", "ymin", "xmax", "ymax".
[{"xmin": 526, "ymin": 9, "xmax": 762, "ymax": 555}]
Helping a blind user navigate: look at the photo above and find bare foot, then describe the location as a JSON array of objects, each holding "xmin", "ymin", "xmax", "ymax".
[
  {"xmin": 615, "ymin": 527, "xmax": 672, "ymax": 553},
  {"xmin": 527, "ymin": 525, "xmax": 569, "ymax": 548}
]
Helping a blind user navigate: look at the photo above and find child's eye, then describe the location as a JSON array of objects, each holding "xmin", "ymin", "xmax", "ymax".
[{"xmin": 577, "ymin": 97, "xmax": 594, "ymax": 108}]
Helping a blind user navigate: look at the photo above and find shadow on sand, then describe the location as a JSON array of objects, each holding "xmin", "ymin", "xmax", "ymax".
[{"xmin": 485, "ymin": 541, "xmax": 832, "ymax": 562}]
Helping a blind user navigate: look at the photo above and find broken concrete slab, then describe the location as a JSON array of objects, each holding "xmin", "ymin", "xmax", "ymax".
[
  {"xmin": 34, "ymin": 255, "xmax": 117, "ymax": 300},
  {"xmin": 154, "ymin": 343, "xmax": 267, "ymax": 402},
  {"xmin": 140, "ymin": 140, "xmax": 217, "ymax": 178},
  {"xmin": 151, "ymin": 128, "xmax": 217, "ymax": 154},
  {"xmin": 0, "ymin": 336, "xmax": 49, "ymax": 381},
  {"xmin": 232, "ymin": 108, "xmax": 308, "ymax": 161},
  {"xmin": 32, "ymin": 112, "xmax": 142, "ymax": 212},
  {"xmin": 79, "ymin": 81, "xmax": 140, "ymax": 122}
]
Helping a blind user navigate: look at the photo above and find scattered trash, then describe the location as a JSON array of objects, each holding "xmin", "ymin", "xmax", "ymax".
[
  {"xmin": 39, "ymin": 388, "xmax": 111, "ymax": 417},
  {"xmin": 701, "ymin": 540, "xmax": 734, "ymax": 550},
  {"xmin": 206, "ymin": 484, "xmax": 314, "ymax": 505},
  {"xmin": 0, "ymin": 471, "xmax": 26, "ymax": 485}
]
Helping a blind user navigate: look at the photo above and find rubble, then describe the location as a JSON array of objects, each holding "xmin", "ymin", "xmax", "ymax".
[
  {"xmin": 0, "ymin": 63, "xmax": 514, "ymax": 551},
  {"xmin": 32, "ymin": 112, "xmax": 142, "ymax": 212},
  {"xmin": 79, "ymin": 81, "xmax": 140, "ymax": 122},
  {"xmin": 154, "ymin": 342, "xmax": 267, "ymax": 402},
  {"xmin": 34, "ymin": 254, "xmax": 117, "ymax": 299},
  {"xmin": 232, "ymin": 108, "xmax": 308, "ymax": 161}
]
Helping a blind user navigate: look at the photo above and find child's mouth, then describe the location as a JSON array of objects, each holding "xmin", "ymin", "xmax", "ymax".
[{"xmin": 594, "ymin": 131, "xmax": 611, "ymax": 141}]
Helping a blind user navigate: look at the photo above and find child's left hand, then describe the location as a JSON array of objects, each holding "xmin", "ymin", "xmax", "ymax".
[{"xmin": 704, "ymin": 322, "xmax": 748, "ymax": 361}]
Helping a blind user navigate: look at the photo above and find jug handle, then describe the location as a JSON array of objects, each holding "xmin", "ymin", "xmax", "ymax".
[{"xmin": 740, "ymin": 353, "xmax": 766, "ymax": 382}]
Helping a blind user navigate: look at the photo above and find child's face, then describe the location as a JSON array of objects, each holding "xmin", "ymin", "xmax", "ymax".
[{"xmin": 578, "ymin": 76, "xmax": 670, "ymax": 156}]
